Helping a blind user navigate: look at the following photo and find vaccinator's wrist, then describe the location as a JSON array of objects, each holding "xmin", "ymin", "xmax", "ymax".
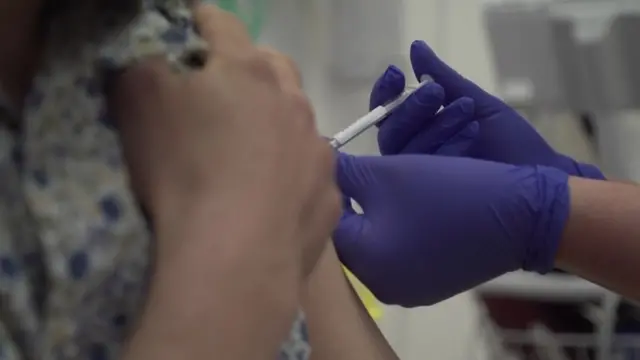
[{"xmin": 521, "ymin": 165, "xmax": 571, "ymax": 274}]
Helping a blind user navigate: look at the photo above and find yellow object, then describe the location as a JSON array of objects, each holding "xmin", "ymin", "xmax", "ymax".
[{"xmin": 343, "ymin": 267, "xmax": 383, "ymax": 320}]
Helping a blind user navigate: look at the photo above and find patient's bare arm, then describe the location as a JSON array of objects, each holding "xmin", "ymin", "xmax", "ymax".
[{"xmin": 303, "ymin": 243, "xmax": 399, "ymax": 360}]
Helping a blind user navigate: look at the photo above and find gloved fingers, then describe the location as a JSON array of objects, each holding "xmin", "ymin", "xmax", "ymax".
[
  {"xmin": 370, "ymin": 65, "xmax": 406, "ymax": 110},
  {"xmin": 401, "ymin": 97, "xmax": 476, "ymax": 154},
  {"xmin": 437, "ymin": 121, "xmax": 480, "ymax": 156},
  {"xmin": 377, "ymin": 82, "xmax": 445, "ymax": 155},
  {"xmin": 332, "ymin": 212, "xmax": 383, "ymax": 293},
  {"xmin": 333, "ymin": 211, "xmax": 370, "ymax": 264},
  {"xmin": 410, "ymin": 40, "xmax": 501, "ymax": 112},
  {"xmin": 335, "ymin": 152, "xmax": 372, "ymax": 207},
  {"xmin": 335, "ymin": 225, "xmax": 399, "ymax": 306}
]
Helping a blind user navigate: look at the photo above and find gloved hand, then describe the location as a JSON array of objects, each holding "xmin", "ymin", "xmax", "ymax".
[
  {"xmin": 335, "ymin": 153, "xmax": 570, "ymax": 307},
  {"xmin": 372, "ymin": 65, "xmax": 480, "ymax": 156},
  {"xmin": 372, "ymin": 40, "xmax": 604, "ymax": 180}
]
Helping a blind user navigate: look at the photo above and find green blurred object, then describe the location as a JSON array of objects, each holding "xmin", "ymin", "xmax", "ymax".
[{"xmin": 211, "ymin": 0, "xmax": 265, "ymax": 40}]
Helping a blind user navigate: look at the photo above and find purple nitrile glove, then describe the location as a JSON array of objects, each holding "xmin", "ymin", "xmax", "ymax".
[
  {"xmin": 372, "ymin": 40, "xmax": 605, "ymax": 180},
  {"xmin": 334, "ymin": 152, "xmax": 570, "ymax": 307},
  {"xmin": 372, "ymin": 65, "xmax": 480, "ymax": 156}
]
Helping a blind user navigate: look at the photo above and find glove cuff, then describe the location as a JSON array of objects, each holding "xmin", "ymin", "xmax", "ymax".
[
  {"xmin": 522, "ymin": 166, "xmax": 571, "ymax": 274},
  {"xmin": 557, "ymin": 154, "xmax": 606, "ymax": 180},
  {"xmin": 574, "ymin": 162, "xmax": 606, "ymax": 180}
]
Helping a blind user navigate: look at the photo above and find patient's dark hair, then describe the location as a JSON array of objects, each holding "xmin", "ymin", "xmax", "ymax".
[{"xmin": 40, "ymin": 0, "xmax": 143, "ymax": 53}]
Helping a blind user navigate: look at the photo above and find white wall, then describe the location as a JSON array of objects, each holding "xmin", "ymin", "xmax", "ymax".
[
  {"xmin": 405, "ymin": 0, "xmax": 498, "ymax": 93},
  {"xmin": 259, "ymin": 0, "xmax": 496, "ymax": 358}
]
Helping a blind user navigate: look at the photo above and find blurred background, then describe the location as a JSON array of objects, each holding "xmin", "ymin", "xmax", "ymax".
[{"xmin": 217, "ymin": 0, "xmax": 640, "ymax": 358}]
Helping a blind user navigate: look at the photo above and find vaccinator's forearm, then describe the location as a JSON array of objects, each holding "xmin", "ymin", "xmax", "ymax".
[{"xmin": 556, "ymin": 177, "xmax": 640, "ymax": 301}]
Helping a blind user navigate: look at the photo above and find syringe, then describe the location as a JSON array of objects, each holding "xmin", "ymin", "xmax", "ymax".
[{"xmin": 329, "ymin": 77, "xmax": 431, "ymax": 149}]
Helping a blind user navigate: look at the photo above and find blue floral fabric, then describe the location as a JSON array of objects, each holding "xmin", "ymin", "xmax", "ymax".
[{"xmin": 0, "ymin": 1, "xmax": 310, "ymax": 359}]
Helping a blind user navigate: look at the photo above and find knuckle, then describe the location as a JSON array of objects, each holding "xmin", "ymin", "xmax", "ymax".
[
  {"xmin": 263, "ymin": 48, "xmax": 302, "ymax": 82},
  {"xmin": 254, "ymin": 46, "xmax": 303, "ymax": 86},
  {"xmin": 243, "ymin": 52, "xmax": 281, "ymax": 84},
  {"xmin": 254, "ymin": 46, "xmax": 282, "ymax": 60},
  {"xmin": 256, "ymin": 47, "xmax": 296, "ymax": 70},
  {"xmin": 280, "ymin": 54, "xmax": 298, "ymax": 72}
]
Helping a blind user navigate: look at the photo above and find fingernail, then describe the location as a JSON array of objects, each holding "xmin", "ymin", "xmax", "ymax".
[
  {"xmin": 459, "ymin": 121, "xmax": 480, "ymax": 140},
  {"xmin": 415, "ymin": 83, "xmax": 444, "ymax": 104},
  {"xmin": 411, "ymin": 40, "xmax": 440, "ymax": 60},
  {"xmin": 383, "ymin": 64, "xmax": 403, "ymax": 81},
  {"xmin": 459, "ymin": 97, "xmax": 475, "ymax": 114},
  {"xmin": 411, "ymin": 40, "xmax": 429, "ymax": 51}
]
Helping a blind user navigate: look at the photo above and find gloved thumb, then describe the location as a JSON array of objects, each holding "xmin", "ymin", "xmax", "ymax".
[
  {"xmin": 410, "ymin": 40, "xmax": 501, "ymax": 114},
  {"xmin": 334, "ymin": 152, "xmax": 377, "ymax": 273},
  {"xmin": 333, "ymin": 208, "xmax": 372, "ymax": 273},
  {"xmin": 335, "ymin": 152, "xmax": 374, "ymax": 208}
]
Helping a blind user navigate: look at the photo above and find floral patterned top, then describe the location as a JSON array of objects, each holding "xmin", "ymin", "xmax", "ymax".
[{"xmin": 0, "ymin": 1, "xmax": 310, "ymax": 359}]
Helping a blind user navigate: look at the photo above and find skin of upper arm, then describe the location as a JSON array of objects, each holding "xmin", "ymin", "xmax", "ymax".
[{"xmin": 302, "ymin": 242, "xmax": 399, "ymax": 360}]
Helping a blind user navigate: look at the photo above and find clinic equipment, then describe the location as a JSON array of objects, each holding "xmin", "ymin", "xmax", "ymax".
[
  {"xmin": 329, "ymin": 80, "xmax": 430, "ymax": 149},
  {"xmin": 483, "ymin": 0, "xmax": 640, "ymax": 180},
  {"xmin": 477, "ymin": 1, "xmax": 640, "ymax": 359}
]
